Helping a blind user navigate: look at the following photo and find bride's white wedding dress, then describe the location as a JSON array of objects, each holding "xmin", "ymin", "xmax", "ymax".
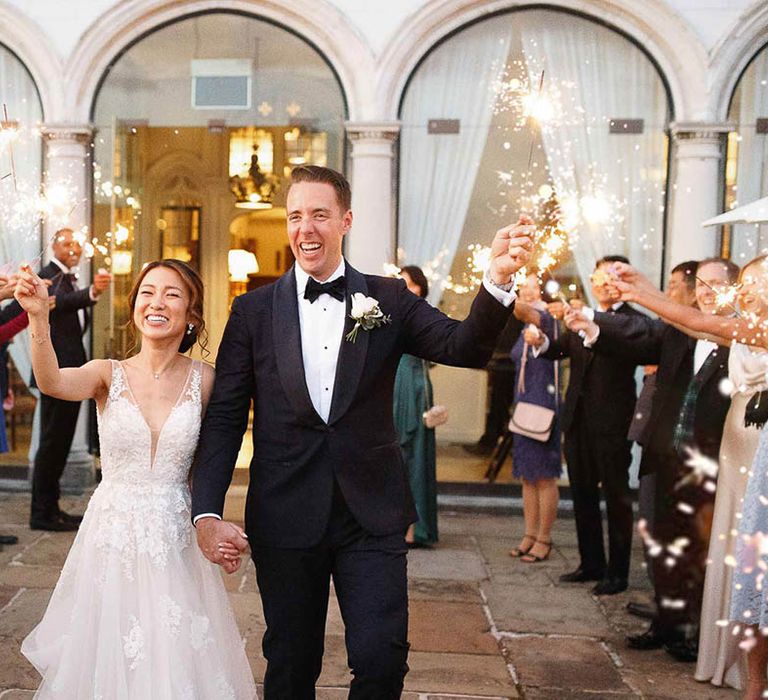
[{"xmin": 21, "ymin": 360, "xmax": 256, "ymax": 699}]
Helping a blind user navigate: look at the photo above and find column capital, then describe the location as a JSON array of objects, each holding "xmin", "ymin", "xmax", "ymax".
[
  {"xmin": 40, "ymin": 123, "xmax": 94, "ymax": 144},
  {"xmin": 345, "ymin": 121, "xmax": 401, "ymax": 142},
  {"xmin": 669, "ymin": 121, "xmax": 734, "ymax": 140}
]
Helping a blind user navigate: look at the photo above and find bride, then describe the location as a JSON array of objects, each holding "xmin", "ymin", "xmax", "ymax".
[{"xmin": 17, "ymin": 259, "xmax": 256, "ymax": 699}]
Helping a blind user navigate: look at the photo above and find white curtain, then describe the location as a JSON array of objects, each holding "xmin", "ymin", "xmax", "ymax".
[
  {"xmin": 518, "ymin": 11, "xmax": 668, "ymax": 302},
  {"xmin": 730, "ymin": 50, "xmax": 768, "ymax": 264},
  {"xmin": 398, "ymin": 23, "xmax": 512, "ymax": 305},
  {"xmin": 0, "ymin": 46, "xmax": 43, "ymax": 388}
]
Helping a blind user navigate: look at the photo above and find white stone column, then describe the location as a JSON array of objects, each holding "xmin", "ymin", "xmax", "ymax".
[
  {"xmin": 344, "ymin": 122, "xmax": 400, "ymax": 274},
  {"xmin": 37, "ymin": 125, "xmax": 96, "ymax": 493},
  {"xmin": 666, "ymin": 123, "xmax": 731, "ymax": 270}
]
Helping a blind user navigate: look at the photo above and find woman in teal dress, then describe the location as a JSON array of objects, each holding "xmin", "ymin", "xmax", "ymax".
[{"xmin": 394, "ymin": 266, "xmax": 438, "ymax": 546}]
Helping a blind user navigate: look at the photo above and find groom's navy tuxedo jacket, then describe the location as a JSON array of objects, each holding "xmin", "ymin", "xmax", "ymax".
[{"xmin": 192, "ymin": 262, "xmax": 517, "ymax": 548}]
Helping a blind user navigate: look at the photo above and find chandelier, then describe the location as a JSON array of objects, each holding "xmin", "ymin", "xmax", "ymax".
[{"xmin": 229, "ymin": 143, "xmax": 279, "ymax": 210}]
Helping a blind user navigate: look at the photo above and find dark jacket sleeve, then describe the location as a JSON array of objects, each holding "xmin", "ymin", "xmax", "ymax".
[
  {"xmin": 191, "ymin": 296, "xmax": 255, "ymax": 519},
  {"xmin": 592, "ymin": 312, "xmax": 665, "ymax": 365},
  {"xmin": 401, "ymin": 283, "xmax": 515, "ymax": 368},
  {"xmin": 540, "ymin": 330, "xmax": 572, "ymax": 361},
  {"xmin": 49, "ymin": 286, "xmax": 97, "ymax": 314}
]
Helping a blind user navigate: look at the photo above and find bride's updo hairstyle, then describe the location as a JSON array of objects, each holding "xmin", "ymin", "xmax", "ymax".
[{"xmin": 126, "ymin": 259, "xmax": 208, "ymax": 355}]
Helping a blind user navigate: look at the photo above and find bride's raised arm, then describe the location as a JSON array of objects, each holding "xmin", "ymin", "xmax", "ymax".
[{"xmin": 14, "ymin": 265, "xmax": 111, "ymax": 402}]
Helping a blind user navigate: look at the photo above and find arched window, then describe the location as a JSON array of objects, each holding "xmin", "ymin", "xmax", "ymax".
[
  {"xmin": 724, "ymin": 44, "xmax": 768, "ymax": 263},
  {"xmin": 0, "ymin": 43, "xmax": 43, "ymax": 399},
  {"xmin": 89, "ymin": 11, "xmax": 346, "ymax": 357},
  {"xmin": 398, "ymin": 8, "xmax": 671, "ymax": 312}
]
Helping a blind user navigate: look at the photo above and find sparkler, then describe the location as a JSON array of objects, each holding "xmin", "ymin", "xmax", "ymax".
[
  {"xmin": 696, "ymin": 276, "xmax": 742, "ymax": 318},
  {"xmin": 525, "ymin": 70, "xmax": 545, "ymax": 173}
]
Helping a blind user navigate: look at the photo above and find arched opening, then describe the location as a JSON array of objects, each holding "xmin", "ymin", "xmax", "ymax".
[
  {"xmin": 397, "ymin": 7, "xmax": 672, "ymax": 477},
  {"xmin": 722, "ymin": 42, "xmax": 768, "ymax": 263},
  {"xmin": 0, "ymin": 42, "xmax": 44, "ymax": 470},
  {"xmin": 89, "ymin": 10, "xmax": 348, "ymax": 362}
]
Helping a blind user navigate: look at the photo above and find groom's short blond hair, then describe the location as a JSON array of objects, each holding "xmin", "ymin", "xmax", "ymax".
[{"xmin": 290, "ymin": 165, "xmax": 352, "ymax": 212}]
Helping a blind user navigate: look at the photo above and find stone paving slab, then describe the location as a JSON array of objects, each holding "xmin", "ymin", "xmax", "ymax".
[
  {"xmin": 409, "ymin": 599, "xmax": 498, "ymax": 654},
  {"xmin": 502, "ymin": 636, "xmax": 629, "ymax": 693},
  {"xmin": 408, "ymin": 578, "xmax": 483, "ymax": 604},
  {"xmin": 0, "ymin": 588, "xmax": 50, "ymax": 640},
  {"xmin": 482, "ymin": 580, "xmax": 611, "ymax": 637},
  {"xmin": 408, "ymin": 547, "xmax": 489, "ymax": 581},
  {"xmin": 405, "ymin": 651, "xmax": 518, "ymax": 696}
]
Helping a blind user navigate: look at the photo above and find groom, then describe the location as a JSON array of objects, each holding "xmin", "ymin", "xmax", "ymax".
[{"xmin": 192, "ymin": 165, "xmax": 532, "ymax": 698}]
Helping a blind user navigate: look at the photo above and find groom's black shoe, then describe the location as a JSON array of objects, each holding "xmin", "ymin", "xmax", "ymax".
[
  {"xmin": 626, "ymin": 601, "xmax": 655, "ymax": 619},
  {"xmin": 30, "ymin": 516, "xmax": 78, "ymax": 532},
  {"xmin": 592, "ymin": 577, "xmax": 628, "ymax": 596},
  {"xmin": 664, "ymin": 638, "xmax": 698, "ymax": 663},
  {"xmin": 0, "ymin": 534, "xmax": 18, "ymax": 545},
  {"xmin": 58, "ymin": 509, "xmax": 83, "ymax": 525},
  {"xmin": 559, "ymin": 567, "xmax": 603, "ymax": 583},
  {"xmin": 626, "ymin": 624, "xmax": 677, "ymax": 650}
]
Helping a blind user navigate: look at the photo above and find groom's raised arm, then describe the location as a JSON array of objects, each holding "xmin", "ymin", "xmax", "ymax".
[
  {"xmin": 402, "ymin": 217, "xmax": 532, "ymax": 366},
  {"xmin": 191, "ymin": 295, "xmax": 255, "ymax": 520}
]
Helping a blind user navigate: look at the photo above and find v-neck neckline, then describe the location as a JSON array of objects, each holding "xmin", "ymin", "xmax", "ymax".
[{"xmin": 118, "ymin": 359, "xmax": 195, "ymax": 467}]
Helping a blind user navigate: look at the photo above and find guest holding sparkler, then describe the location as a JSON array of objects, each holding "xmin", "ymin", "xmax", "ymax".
[
  {"xmin": 604, "ymin": 257, "xmax": 768, "ymax": 692},
  {"xmin": 2, "ymin": 229, "xmax": 112, "ymax": 531},
  {"xmin": 566, "ymin": 258, "xmax": 736, "ymax": 662},
  {"xmin": 507, "ymin": 271, "xmax": 561, "ymax": 563},
  {"xmin": 526, "ymin": 256, "xmax": 645, "ymax": 594}
]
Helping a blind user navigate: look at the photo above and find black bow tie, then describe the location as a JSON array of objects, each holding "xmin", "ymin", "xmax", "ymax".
[{"xmin": 304, "ymin": 276, "xmax": 346, "ymax": 303}]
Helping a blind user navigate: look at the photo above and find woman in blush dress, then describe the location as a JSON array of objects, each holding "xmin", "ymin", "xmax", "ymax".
[
  {"xmin": 393, "ymin": 265, "xmax": 438, "ymax": 547},
  {"xmin": 508, "ymin": 272, "xmax": 561, "ymax": 563},
  {"xmin": 17, "ymin": 260, "xmax": 256, "ymax": 699}
]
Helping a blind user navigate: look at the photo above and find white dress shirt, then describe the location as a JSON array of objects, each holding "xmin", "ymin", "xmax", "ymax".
[
  {"xmin": 50, "ymin": 257, "xmax": 96, "ymax": 330},
  {"xmin": 693, "ymin": 338, "xmax": 718, "ymax": 374},
  {"xmin": 294, "ymin": 260, "xmax": 347, "ymax": 423}
]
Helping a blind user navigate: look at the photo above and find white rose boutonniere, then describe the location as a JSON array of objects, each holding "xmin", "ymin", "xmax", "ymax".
[{"xmin": 346, "ymin": 292, "xmax": 391, "ymax": 343}]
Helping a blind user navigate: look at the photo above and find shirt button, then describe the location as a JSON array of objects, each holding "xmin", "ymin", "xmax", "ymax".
[{"xmin": 324, "ymin": 346, "xmax": 328, "ymax": 350}]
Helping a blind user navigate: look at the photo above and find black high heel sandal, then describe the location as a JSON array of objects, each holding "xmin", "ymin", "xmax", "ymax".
[{"xmin": 509, "ymin": 534, "xmax": 536, "ymax": 558}]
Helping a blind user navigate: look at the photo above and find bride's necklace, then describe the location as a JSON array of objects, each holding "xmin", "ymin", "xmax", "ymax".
[{"xmin": 129, "ymin": 357, "xmax": 178, "ymax": 380}]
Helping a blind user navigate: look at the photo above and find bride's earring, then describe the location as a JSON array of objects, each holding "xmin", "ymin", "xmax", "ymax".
[{"xmin": 186, "ymin": 323, "xmax": 194, "ymax": 336}]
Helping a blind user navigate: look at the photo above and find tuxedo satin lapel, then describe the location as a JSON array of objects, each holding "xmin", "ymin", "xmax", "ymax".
[
  {"xmin": 272, "ymin": 268, "xmax": 323, "ymax": 426},
  {"xmin": 328, "ymin": 265, "xmax": 369, "ymax": 425}
]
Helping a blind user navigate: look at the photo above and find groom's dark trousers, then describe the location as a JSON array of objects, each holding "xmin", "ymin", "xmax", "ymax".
[{"xmin": 192, "ymin": 262, "xmax": 519, "ymax": 699}]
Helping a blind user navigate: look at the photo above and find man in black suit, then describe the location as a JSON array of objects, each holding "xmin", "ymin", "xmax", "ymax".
[
  {"xmin": 18, "ymin": 229, "xmax": 111, "ymax": 531},
  {"xmin": 527, "ymin": 255, "xmax": 644, "ymax": 596},
  {"xmin": 191, "ymin": 165, "xmax": 531, "ymax": 699},
  {"xmin": 569, "ymin": 258, "xmax": 735, "ymax": 659}
]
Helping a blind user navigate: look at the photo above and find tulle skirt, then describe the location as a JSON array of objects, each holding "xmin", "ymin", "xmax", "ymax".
[{"xmin": 21, "ymin": 482, "xmax": 257, "ymax": 699}]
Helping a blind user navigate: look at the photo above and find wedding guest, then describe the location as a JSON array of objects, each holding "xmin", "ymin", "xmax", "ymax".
[
  {"xmin": 507, "ymin": 272, "xmax": 561, "ymax": 563},
  {"xmin": 528, "ymin": 256, "xmax": 644, "ymax": 595},
  {"xmin": 626, "ymin": 260, "xmax": 698, "ymax": 621},
  {"xmin": 2, "ymin": 229, "xmax": 112, "ymax": 531},
  {"xmin": 393, "ymin": 265, "xmax": 439, "ymax": 547},
  {"xmin": 569, "ymin": 257, "xmax": 736, "ymax": 660}
]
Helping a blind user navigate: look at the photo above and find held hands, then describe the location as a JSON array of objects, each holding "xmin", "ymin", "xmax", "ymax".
[
  {"xmin": 14, "ymin": 265, "xmax": 50, "ymax": 316},
  {"xmin": 195, "ymin": 517, "xmax": 249, "ymax": 574},
  {"xmin": 489, "ymin": 215, "xmax": 535, "ymax": 285}
]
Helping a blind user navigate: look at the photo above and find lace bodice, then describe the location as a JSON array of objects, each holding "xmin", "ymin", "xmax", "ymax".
[
  {"xmin": 728, "ymin": 342, "xmax": 768, "ymax": 396},
  {"xmin": 98, "ymin": 360, "xmax": 202, "ymax": 485},
  {"xmin": 89, "ymin": 360, "xmax": 203, "ymax": 576}
]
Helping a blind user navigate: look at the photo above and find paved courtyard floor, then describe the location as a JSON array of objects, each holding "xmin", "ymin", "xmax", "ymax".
[{"xmin": 0, "ymin": 490, "xmax": 741, "ymax": 699}]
